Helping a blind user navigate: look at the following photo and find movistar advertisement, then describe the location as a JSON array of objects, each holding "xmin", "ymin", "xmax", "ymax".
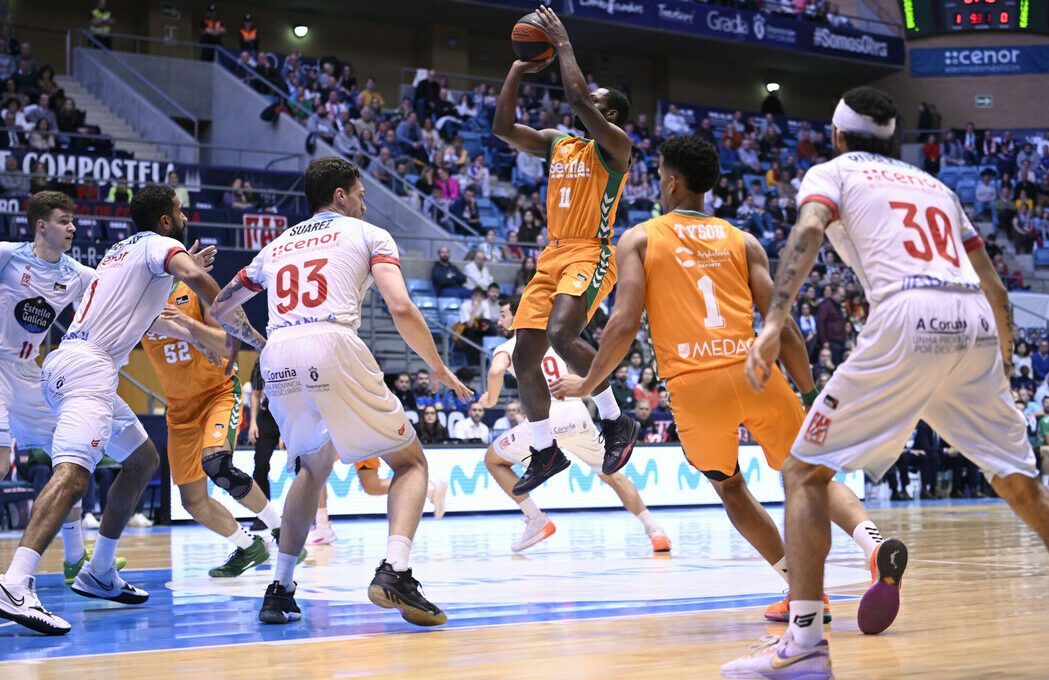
[{"xmin": 169, "ymin": 445, "xmax": 865, "ymax": 521}]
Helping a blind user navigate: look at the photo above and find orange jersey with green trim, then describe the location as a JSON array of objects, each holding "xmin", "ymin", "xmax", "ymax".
[
  {"xmin": 545, "ymin": 135, "xmax": 626, "ymax": 241},
  {"xmin": 141, "ymin": 282, "xmax": 232, "ymax": 401},
  {"xmin": 642, "ymin": 210, "xmax": 755, "ymax": 380}
]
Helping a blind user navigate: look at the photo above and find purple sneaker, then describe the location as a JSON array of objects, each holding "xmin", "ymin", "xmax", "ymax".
[{"xmin": 858, "ymin": 537, "xmax": 908, "ymax": 635}]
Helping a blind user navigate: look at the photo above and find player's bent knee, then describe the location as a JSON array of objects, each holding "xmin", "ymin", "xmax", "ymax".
[
  {"xmin": 202, "ymin": 451, "xmax": 253, "ymax": 500},
  {"xmin": 51, "ymin": 462, "xmax": 91, "ymax": 497}
]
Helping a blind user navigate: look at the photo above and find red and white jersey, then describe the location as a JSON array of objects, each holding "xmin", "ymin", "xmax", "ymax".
[
  {"xmin": 237, "ymin": 211, "xmax": 400, "ymax": 337},
  {"xmin": 63, "ymin": 231, "xmax": 186, "ymax": 366},
  {"xmin": 493, "ymin": 335, "xmax": 581, "ymax": 402},
  {"xmin": 799, "ymin": 152, "xmax": 983, "ymax": 305}
]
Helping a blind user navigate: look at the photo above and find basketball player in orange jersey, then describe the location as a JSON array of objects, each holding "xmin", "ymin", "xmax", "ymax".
[
  {"xmin": 305, "ymin": 458, "xmax": 448, "ymax": 545},
  {"xmin": 142, "ymin": 284, "xmax": 305, "ymax": 577},
  {"xmin": 551, "ymin": 135, "xmax": 894, "ymax": 625},
  {"xmin": 493, "ymin": 5, "xmax": 639, "ymax": 495}
]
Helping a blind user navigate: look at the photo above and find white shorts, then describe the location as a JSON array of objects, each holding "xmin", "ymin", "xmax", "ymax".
[
  {"xmin": 261, "ymin": 325, "xmax": 415, "ymax": 465},
  {"xmin": 491, "ymin": 398, "xmax": 604, "ymax": 472},
  {"xmin": 0, "ymin": 356, "xmax": 55, "ymax": 453},
  {"xmin": 793, "ymin": 291, "xmax": 1036, "ymax": 482},
  {"xmin": 40, "ymin": 342, "xmax": 149, "ymax": 472}
]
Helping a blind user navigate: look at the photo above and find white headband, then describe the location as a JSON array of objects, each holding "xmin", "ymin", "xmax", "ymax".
[{"xmin": 832, "ymin": 99, "xmax": 896, "ymax": 140}]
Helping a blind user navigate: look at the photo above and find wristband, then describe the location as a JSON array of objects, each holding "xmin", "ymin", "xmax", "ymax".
[{"xmin": 801, "ymin": 389, "xmax": 819, "ymax": 407}]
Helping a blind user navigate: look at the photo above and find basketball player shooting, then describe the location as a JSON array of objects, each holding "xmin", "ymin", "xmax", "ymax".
[{"xmin": 493, "ymin": 5, "xmax": 639, "ymax": 495}]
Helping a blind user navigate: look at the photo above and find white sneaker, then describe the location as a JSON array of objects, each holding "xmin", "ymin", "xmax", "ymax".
[
  {"xmin": 127, "ymin": 512, "xmax": 153, "ymax": 528},
  {"xmin": 511, "ymin": 513, "xmax": 556, "ymax": 552},
  {"xmin": 71, "ymin": 561, "xmax": 149, "ymax": 605},
  {"xmin": 0, "ymin": 573, "xmax": 71, "ymax": 635},
  {"xmin": 81, "ymin": 512, "xmax": 100, "ymax": 529},
  {"xmin": 721, "ymin": 632, "xmax": 833, "ymax": 679},
  {"xmin": 307, "ymin": 523, "xmax": 338, "ymax": 545},
  {"xmin": 429, "ymin": 480, "xmax": 449, "ymax": 519}
]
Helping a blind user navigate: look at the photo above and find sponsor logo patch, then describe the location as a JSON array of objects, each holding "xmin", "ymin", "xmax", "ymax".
[
  {"xmin": 91, "ymin": 439, "xmax": 101, "ymax": 447},
  {"xmin": 175, "ymin": 294, "xmax": 190, "ymax": 305},
  {"xmin": 14, "ymin": 297, "xmax": 57, "ymax": 334},
  {"xmin": 53, "ymin": 282, "xmax": 66, "ymax": 292},
  {"xmin": 397, "ymin": 424, "xmax": 406, "ymax": 436},
  {"xmin": 804, "ymin": 413, "xmax": 832, "ymax": 446},
  {"xmin": 823, "ymin": 395, "xmax": 839, "ymax": 410}
]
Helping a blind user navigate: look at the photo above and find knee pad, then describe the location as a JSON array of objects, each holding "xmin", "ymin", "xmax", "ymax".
[
  {"xmin": 202, "ymin": 451, "xmax": 253, "ymax": 500},
  {"xmin": 701, "ymin": 462, "xmax": 741, "ymax": 482}
]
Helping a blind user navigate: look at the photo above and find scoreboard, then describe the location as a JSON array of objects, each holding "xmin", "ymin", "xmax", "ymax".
[{"xmin": 900, "ymin": 0, "xmax": 1049, "ymax": 36}]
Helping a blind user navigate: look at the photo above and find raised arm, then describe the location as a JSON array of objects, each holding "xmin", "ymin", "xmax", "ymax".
[
  {"xmin": 551, "ymin": 226, "xmax": 646, "ymax": 399},
  {"xmin": 743, "ymin": 232, "xmax": 817, "ymax": 404},
  {"xmin": 371, "ymin": 262, "xmax": 472, "ymax": 401},
  {"xmin": 967, "ymin": 243, "xmax": 1013, "ymax": 378},
  {"xmin": 477, "ymin": 351, "xmax": 512, "ymax": 408},
  {"xmin": 492, "ymin": 59, "xmax": 561, "ymax": 158},
  {"xmin": 744, "ymin": 202, "xmax": 831, "ymax": 390},
  {"xmin": 533, "ymin": 5, "xmax": 631, "ymax": 171}
]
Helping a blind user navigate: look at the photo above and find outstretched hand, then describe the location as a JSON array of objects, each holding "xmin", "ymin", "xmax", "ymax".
[
  {"xmin": 431, "ymin": 363, "xmax": 473, "ymax": 401},
  {"xmin": 535, "ymin": 5, "xmax": 570, "ymax": 50},
  {"xmin": 744, "ymin": 325, "xmax": 782, "ymax": 392},
  {"xmin": 187, "ymin": 240, "xmax": 217, "ymax": 272},
  {"xmin": 550, "ymin": 374, "xmax": 587, "ymax": 400}
]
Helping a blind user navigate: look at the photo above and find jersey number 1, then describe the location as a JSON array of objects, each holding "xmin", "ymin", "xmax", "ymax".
[
  {"xmin": 275, "ymin": 259, "xmax": 329, "ymax": 313},
  {"xmin": 558, "ymin": 187, "xmax": 571, "ymax": 209},
  {"xmin": 697, "ymin": 275, "xmax": 725, "ymax": 329}
]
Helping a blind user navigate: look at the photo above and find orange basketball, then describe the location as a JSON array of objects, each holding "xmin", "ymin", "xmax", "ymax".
[{"xmin": 512, "ymin": 13, "xmax": 554, "ymax": 62}]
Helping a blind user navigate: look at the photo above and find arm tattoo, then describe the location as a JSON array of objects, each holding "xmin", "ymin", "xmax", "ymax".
[
  {"xmin": 215, "ymin": 278, "xmax": 243, "ymax": 304},
  {"xmin": 220, "ymin": 307, "xmax": 266, "ymax": 349},
  {"xmin": 767, "ymin": 204, "xmax": 830, "ymax": 324}
]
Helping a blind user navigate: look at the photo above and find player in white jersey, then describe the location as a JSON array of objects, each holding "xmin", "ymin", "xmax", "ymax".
[
  {"xmin": 479, "ymin": 296, "xmax": 670, "ymax": 553},
  {"xmin": 724, "ymin": 88, "xmax": 1049, "ymax": 679},
  {"xmin": 0, "ymin": 185, "xmax": 258, "ymax": 636},
  {"xmin": 0, "ymin": 192, "xmax": 134, "ymax": 587},
  {"xmin": 210, "ymin": 157, "xmax": 471, "ymax": 627}
]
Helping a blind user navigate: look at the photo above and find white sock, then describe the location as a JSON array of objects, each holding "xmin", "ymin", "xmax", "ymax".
[
  {"xmin": 61, "ymin": 520, "xmax": 86, "ymax": 563},
  {"xmin": 635, "ymin": 509, "xmax": 661, "ymax": 534},
  {"xmin": 6, "ymin": 547, "xmax": 41, "ymax": 582},
  {"xmin": 258, "ymin": 503, "xmax": 281, "ymax": 530},
  {"xmin": 226, "ymin": 525, "xmax": 255, "ymax": 549},
  {"xmin": 275, "ymin": 551, "xmax": 298, "ymax": 589},
  {"xmin": 530, "ymin": 419, "xmax": 553, "ymax": 451},
  {"xmin": 771, "ymin": 556, "xmax": 789, "ymax": 584},
  {"xmin": 592, "ymin": 386, "xmax": 621, "ymax": 421},
  {"xmin": 852, "ymin": 520, "xmax": 884, "ymax": 560},
  {"xmin": 89, "ymin": 535, "xmax": 118, "ymax": 572},
  {"xmin": 788, "ymin": 599, "xmax": 824, "ymax": 648},
  {"xmin": 518, "ymin": 497, "xmax": 542, "ymax": 519},
  {"xmin": 386, "ymin": 535, "xmax": 412, "ymax": 571},
  {"xmin": 315, "ymin": 505, "xmax": 330, "ymax": 527}
]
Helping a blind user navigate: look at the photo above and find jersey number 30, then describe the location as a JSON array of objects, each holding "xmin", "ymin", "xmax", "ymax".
[
  {"xmin": 891, "ymin": 202, "xmax": 960, "ymax": 267},
  {"xmin": 275, "ymin": 259, "xmax": 329, "ymax": 313}
]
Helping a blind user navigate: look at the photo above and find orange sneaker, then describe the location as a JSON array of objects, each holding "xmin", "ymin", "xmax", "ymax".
[
  {"xmin": 648, "ymin": 531, "xmax": 671, "ymax": 553},
  {"xmin": 763, "ymin": 593, "xmax": 832, "ymax": 623}
]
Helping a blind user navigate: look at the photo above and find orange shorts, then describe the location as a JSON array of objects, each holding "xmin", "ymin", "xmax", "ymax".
[
  {"xmin": 668, "ymin": 362, "xmax": 804, "ymax": 477},
  {"xmin": 512, "ymin": 241, "xmax": 616, "ymax": 331},
  {"xmin": 355, "ymin": 457, "xmax": 380, "ymax": 472},
  {"xmin": 166, "ymin": 378, "xmax": 242, "ymax": 486}
]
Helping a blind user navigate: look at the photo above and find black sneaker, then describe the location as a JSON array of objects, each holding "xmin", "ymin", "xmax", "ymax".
[
  {"xmin": 600, "ymin": 414, "xmax": 640, "ymax": 475},
  {"xmin": 259, "ymin": 580, "xmax": 301, "ymax": 624},
  {"xmin": 511, "ymin": 443, "xmax": 570, "ymax": 495},
  {"xmin": 368, "ymin": 560, "xmax": 447, "ymax": 627}
]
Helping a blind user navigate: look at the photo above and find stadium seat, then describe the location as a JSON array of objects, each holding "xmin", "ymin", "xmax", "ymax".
[
  {"xmin": 438, "ymin": 296, "xmax": 462, "ymax": 312},
  {"xmin": 1034, "ymin": 249, "xmax": 1049, "ymax": 268},
  {"xmin": 415, "ymin": 295, "xmax": 438, "ymax": 310},
  {"xmin": 407, "ymin": 279, "xmax": 435, "ymax": 296}
]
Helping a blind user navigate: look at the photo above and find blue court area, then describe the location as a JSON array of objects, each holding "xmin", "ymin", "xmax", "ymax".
[{"xmin": 0, "ymin": 508, "xmax": 871, "ymax": 661}]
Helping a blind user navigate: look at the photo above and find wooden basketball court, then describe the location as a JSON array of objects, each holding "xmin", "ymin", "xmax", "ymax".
[{"xmin": 1, "ymin": 501, "xmax": 1044, "ymax": 678}]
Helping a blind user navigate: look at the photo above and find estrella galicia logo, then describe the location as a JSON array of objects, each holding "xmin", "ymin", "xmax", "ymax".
[
  {"xmin": 309, "ymin": 367, "xmax": 319, "ymax": 382},
  {"xmin": 14, "ymin": 297, "xmax": 56, "ymax": 334},
  {"xmin": 449, "ymin": 462, "xmax": 489, "ymax": 495},
  {"xmin": 623, "ymin": 458, "xmax": 658, "ymax": 490}
]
